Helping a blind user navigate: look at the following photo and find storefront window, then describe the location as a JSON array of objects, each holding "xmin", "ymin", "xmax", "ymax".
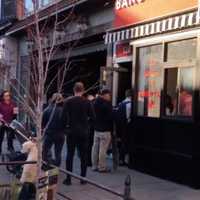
[
  {"xmin": 166, "ymin": 38, "xmax": 196, "ymax": 62},
  {"xmin": 164, "ymin": 67, "xmax": 193, "ymax": 117},
  {"xmin": 136, "ymin": 38, "xmax": 196, "ymax": 118},
  {"xmin": 164, "ymin": 68, "xmax": 177, "ymax": 116},
  {"xmin": 137, "ymin": 44, "xmax": 163, "ymax": 117},
  {"xmin": 178, "ymin": 67, "xmax": 193, "ymax": 116}
]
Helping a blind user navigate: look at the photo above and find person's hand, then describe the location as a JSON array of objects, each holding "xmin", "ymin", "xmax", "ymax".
[{"xmin": 0, "ymin": 114, "xmax": 5, "ymax": 124}]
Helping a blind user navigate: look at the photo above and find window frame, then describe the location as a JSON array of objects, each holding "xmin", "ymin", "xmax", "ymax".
[{"xmin": 131, "ymin": 30, "xmax": 199, "ymax": 121}]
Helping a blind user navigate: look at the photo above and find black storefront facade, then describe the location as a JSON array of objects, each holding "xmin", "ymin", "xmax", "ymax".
[{"xmin": 105, "ymin": 0, "xmax": 200, "ymax": 188}]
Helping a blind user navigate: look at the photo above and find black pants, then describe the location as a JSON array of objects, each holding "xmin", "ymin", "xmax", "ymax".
[
  {"xmin": 66, "ymin": 133, "xmax": 88, "ymax": 181},
  {"xmin": 119, "ymin": 123, "xmax": 131, "ymax": 164},
  {"xmin": 42, "ymin": 133, "xmax": 65, "ymax": 167},
  {"xmin": 18, "ymin": 182, "xmax": 36, "ymax": 200},
  {"xmin": 87, "ymin": 126, "xmax": 94, "ymax": 166},
  {"xmin": 0, "ymin": 126, "xmax": 15, "ymax": 153}
]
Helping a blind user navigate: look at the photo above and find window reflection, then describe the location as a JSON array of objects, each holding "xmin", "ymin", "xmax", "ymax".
[
  {"xmin": 178, "ymin": 67, "xmax": 193, "ymax": 116},
  {"xmin": 167, "ymin": 38, "xmax": 196, "ymax": 62},
  {"xmin": 165, "ymin": 68, "xmax": 177, "ymax": 116},
  {"xmin": 164, "ymin": 67, "xmax": 193, "ymax": 117},
  {"xmin": 137, "ymin": 44, "xmax": 162, "ymax": 117}
]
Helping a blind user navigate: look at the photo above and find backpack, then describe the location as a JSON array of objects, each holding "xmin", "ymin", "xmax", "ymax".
[{"xmin": 115, "ymin": 100, "xmax": 131, "ymax": 125}]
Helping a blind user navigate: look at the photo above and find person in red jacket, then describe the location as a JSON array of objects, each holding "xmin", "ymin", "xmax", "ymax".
[{"xmin": 0, "ymin": 90, "xmax": 18, "ymax": 153}]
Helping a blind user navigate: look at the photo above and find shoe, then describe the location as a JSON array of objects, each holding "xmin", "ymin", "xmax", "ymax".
[
  {"xmin": 63, "ymin": 179, "xmax": 72, "ymax": 186},
  {"xmin": 92, "ymin": 167, "xmax": 98, "ymax": 172},
  {"xmin": 98, "ymin": 168, "xmax": 111, "ymax": 173},
  {"xmin": 8, "ymin": 148, "xmax": 14, "ymax": 153},
  {"xmin": 119, "ymin": 161, "xmax": 128, "ymax": 167},
  {"xmin": 80, "ymin": 180, "xmax": 87, "ymax": 185}
]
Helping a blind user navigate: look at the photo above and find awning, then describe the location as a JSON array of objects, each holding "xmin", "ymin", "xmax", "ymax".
[{"xmin": 105, "ymin": 10, "xmax": 199, "ymax": 44}]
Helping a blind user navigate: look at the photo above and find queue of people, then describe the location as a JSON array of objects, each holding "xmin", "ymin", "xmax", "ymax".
[{"xmin": 0, "ymin": 82, "xmax": 134, "ymax": 187}]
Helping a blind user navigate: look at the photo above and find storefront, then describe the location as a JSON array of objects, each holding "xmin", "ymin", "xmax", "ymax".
[{"xmin": 105, "ymin": 0, "xmax": 200, "ymax": 187}]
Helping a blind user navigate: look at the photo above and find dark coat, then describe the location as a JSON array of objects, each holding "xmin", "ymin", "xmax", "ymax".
[
  {"xmin": 93, "ymin": 97, "xmax": 113, "ymax": 132},
  {"xmin": 42, "ymin": 104, "xmax": 64, "ymax": 135}
]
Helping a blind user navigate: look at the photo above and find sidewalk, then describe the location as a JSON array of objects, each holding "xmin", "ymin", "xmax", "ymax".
[
  {"xmin": 0, "ymin": 140, "xmax": 200, "ymax": 200},
  {"xmin": 57, "ymin": 160, "xmax": 200, "ymax": 200},
  {"xmin": 57, "ymin": 148, "xmax": 200, "ymax": 200}
]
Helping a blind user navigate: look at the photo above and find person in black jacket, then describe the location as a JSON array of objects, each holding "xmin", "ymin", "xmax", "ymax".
[
  {"xmin": 42, "ymin": 93, "xmax": 64, "ymax": 167},
  {"xmin": 92, "ymin": 89, "xmax": 113, "ymax": 172},
  {"xmin": 62, "ymin": 82, "xmax": 95, "ymax": 185}
]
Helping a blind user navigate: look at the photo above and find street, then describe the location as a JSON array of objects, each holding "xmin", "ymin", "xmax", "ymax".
[{"xmin": 1, "ymin": 140, "xmax": 200, "ymax": 200}]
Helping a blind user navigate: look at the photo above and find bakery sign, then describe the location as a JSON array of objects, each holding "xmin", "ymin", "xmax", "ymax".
[
  {"xmin": 114, "ymin": 0, "xmax": 198, "ymax": 28},
  {"xmin": 115, "ymin": 0, "xmax": 145, "ymax": 10}
]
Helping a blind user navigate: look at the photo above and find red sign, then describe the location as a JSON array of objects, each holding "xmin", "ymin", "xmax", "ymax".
[
  {"xmin": 138, "ymin": 91, "xmax": 160, "ymax": 98},
  {"xmin": 114, "ymin": 0, "xmax": 198, "ymax": 28},
  {"xmin": 115, "ymin": 43, "xmax": 132, "ymax": 58},
  {"xmin": 115, "ymin": 0, "xmax": 145, "ymax": 10}
]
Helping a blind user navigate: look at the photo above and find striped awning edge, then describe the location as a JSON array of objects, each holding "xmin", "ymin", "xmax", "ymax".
[{"xmin": 105, "ymin": 11, "xmax": 200, "ymax": 44}]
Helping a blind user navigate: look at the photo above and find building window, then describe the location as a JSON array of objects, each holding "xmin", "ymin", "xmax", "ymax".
[
  {"xmin": 164, "ymin": 67, "xmax": 193, "ymax": 117},
  {"xmin": 166, "ymin": 38, "xmax": 196, "ymax": 62},
  {"xmin": 136, "ymin": 38, "xmax": 196, "ymax": 118},
  {"xmin": 137, "ymin": 44, "xmax": 163, "ymax": 117},
  {"xmin": 24, "ymin": 0, "xmax": 55, "ymax": 16}
]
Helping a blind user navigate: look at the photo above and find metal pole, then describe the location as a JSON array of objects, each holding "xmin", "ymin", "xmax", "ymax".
[
  {"xmin": 58, "ymin": 167, "xmax": 124, "ymax": 198},
  {"xmin": 0, "ymin": 161, "xmax": 37, "ymax": 165},
  {"xmin": 123, "ymin": 175, "xmax": 135, "ymax": 200}
]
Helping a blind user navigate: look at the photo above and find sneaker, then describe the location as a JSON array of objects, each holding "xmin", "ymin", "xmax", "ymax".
[
  {"xmin": 8, "ymin": 148, "xmax": 14, "ymax": 153},
  {"xmin": 92, "ymin": 167, "xmax": 98, "ymax": 172},
  {"xmin": 98, "ymin": 168, "xmax": 111, "ymax": 173},
  {"xmin": 63, "ymin": 179, "xmax": 72, "ymax": 186},
  {"xmin": 119, "ymin": 161, "xmax": 128, "ymax": 167},
  {"xmin": 80, "ymin": 180, "xmax": 87, "ymax": 185}
]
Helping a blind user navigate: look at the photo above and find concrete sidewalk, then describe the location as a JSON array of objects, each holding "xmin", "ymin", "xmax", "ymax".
[
  {"xmin": 57, "ymin": 163, "xmax": 200, "ymax": 200},
  {"xmin": 0, "ymin": 140, "xmax": 200, "ymax": 200}
]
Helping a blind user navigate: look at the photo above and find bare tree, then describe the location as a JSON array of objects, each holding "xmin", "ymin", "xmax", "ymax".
[{"xmin": 0, "ymin": 0, "xmax": 99, "ymax": 199}]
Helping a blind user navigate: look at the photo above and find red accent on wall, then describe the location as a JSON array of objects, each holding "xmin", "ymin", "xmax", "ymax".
[
  {"xmin": 114, "ymin": 0, "xmax": 198, "ymax": 28},
  {"xmin": 116, "ymin": 43, "xmax": 132, "ymax": 58}
]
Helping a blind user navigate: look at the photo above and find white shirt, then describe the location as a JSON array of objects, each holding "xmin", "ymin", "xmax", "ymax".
[{"xmin": 123, "ymin": 97, "xmax": 132, "ymax": 123}]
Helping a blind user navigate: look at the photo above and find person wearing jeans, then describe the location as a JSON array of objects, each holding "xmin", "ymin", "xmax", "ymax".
[
  {"xmin": 92, "ymin": 131, "xmax": 111, "ymax": 171},
  {"xmin": 92, "ymin": 89, "xmax": 113, "ymax": 172}
]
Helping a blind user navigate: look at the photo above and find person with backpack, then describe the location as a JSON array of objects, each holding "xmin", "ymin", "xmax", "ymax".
[
  {"xmin": 117, "ymin": 89, "xmax": 133, "ymax": 166},
  {"xmin": 42, "ymin": 93, "xmax": 65, "ymax": 167}
]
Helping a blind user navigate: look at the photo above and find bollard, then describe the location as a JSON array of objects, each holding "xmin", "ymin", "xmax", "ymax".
[{"xmin": 123, "ymin": 175, "xmax": 135, "ymax": 200}]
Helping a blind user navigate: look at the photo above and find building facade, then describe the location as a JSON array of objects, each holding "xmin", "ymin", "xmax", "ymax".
[
  {"xmin": 105, "ymin": 0, "xmax": 200, "ymax": 188},
  {"xmin": 0, "ymin": 0, "xmax": 114, "ymax": 98}
]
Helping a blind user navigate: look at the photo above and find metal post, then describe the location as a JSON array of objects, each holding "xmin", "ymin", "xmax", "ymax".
[{"xmin": 124, "ymin": 175, "xmax": 135, "ymax": 200}]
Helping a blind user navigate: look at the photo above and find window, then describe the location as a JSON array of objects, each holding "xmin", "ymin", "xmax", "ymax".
[
  {"xmin": 136, "ymin": 38, "xmax": 196, "ymax": 118},
  {"xmin": 25, "ymin": 0, "xmax": 34, "ymax": 14},
  {"xmin": 137, "ymin": 44, "xmax": 163, "ymax": 117},
  {"xmin": 164, "ymin": 67, "xmax": 193, "ymax": 117},
  {"xmin": 178, "ymin": 67, "xmax": 193, "ymax": 116},
  {"xmin": 24, "ymin": 0, "xmax": 55, "ymax": 15},
  {"xmin": 40, "ymin": 0, "xmax": 54, "ymax": 7},
  {"xmin": 166, "ymin": 39, "xmax": 196, "ymax": 62}
]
